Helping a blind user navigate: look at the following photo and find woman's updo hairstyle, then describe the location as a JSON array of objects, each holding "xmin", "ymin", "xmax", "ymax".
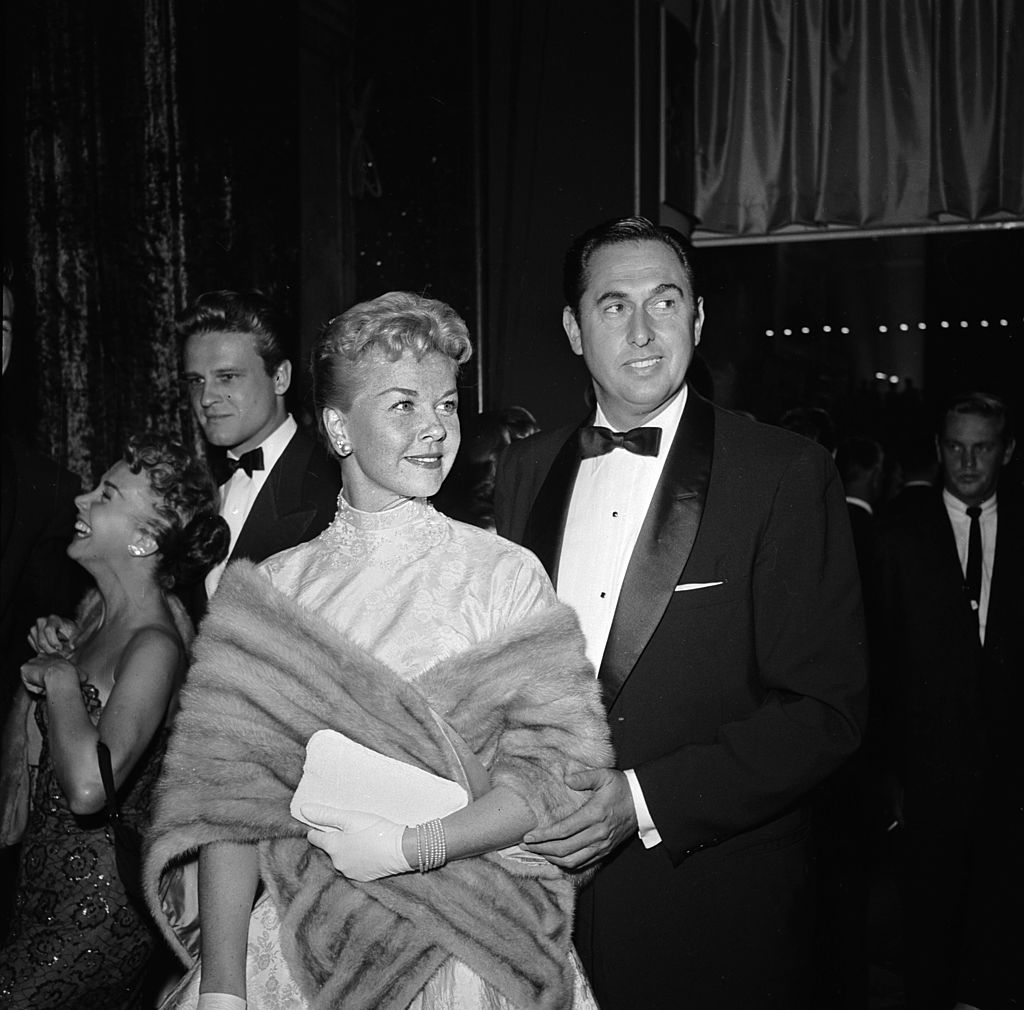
[
  {"xmin": 312, "ymin": 291, "xmax": 473, "ymax": 457},
  {"xmin": 123, "ymin": 433, "xmax": 230, "ymax": 590}
]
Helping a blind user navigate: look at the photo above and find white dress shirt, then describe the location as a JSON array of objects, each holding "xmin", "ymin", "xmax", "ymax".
[
  {"xmin": 942, "ymin": 488, "xmax": 997, "ymax": 645},
  {"xmin": 557, "ymin": 386, "xmax": 688, "ymax": 848},
  {"xmin": 205, "ymin": 415, "xmax": 298, "ymax": 597}
]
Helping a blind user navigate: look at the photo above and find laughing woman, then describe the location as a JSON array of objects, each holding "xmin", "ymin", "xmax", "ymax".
[
  {"xmin": 0, "ymin": 435, "xmax": 228, "ymax": 1009},
  {"xmin": 146, "ymin": 292, "xmax": 612, "ymax": 1010}
]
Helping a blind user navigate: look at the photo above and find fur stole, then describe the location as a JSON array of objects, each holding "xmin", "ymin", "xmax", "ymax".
[{"xmin": 145, "ymin": 560, "xmax": 612, "ymax": 1010}]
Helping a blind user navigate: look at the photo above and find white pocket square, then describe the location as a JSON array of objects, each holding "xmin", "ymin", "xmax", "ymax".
[{"xmin": 674, "ymin": 581, "xmax": 725, "ymax": 592}]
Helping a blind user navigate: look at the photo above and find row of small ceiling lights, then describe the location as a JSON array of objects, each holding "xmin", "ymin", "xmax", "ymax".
[{"xmin": 764, "ymin": 318, "xmax": 1014, "ymax": 337}]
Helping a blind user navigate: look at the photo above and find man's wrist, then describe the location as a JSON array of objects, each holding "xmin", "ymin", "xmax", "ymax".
[{"xmin": 623, "ymin": 768, "xmax": 663, "ymax": 848}]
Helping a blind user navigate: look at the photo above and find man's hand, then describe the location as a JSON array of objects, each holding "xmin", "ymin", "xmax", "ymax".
[
  {"xmin": 521, "ymin": 768, "xmax": 637, "ymax": 871},
  {"xmin": 28, "ymin": 615, "xmax": 79, "ymax": 657},
  {"xmin": 302, "ymin": 805, "xmax": 412, "ymax": 882}
]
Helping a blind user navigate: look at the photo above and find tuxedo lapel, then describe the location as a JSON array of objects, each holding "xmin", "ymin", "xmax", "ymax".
[
  {"xmin": 521, "ymin": 428, "xmax": 584, "ymax": 585},
  {"xmin": 599, "ymin": 392, "xmax": 715, "ymax": 707},
  {"xmin": 231, "ymin": 432, "xmax": 316, "ymax": 562}
]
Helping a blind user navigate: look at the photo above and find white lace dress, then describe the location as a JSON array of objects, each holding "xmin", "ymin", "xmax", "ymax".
[{"xmin": 161, "ymin": 496, "xmax": 599, "ymax": 1010}]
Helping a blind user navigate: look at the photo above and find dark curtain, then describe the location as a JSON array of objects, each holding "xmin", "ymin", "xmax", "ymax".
[
  {"xmin": 693, "ymin": 0, "xmax": 1024, "ymax": 235},
  {"xmin": 7, "ymin": 0, "xmax": 299, "ymax": 484},
  {"xmin": 18, "ymin": 1, "xmax": 190, "ymax": 480}
]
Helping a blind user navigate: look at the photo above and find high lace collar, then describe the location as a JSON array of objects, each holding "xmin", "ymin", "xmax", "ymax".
[
  {"xmin": 334, "ymin": 494, "xmax": 432, "ymax": 530},
  {"xmin": 319, "ymin": 495, "xmax": 449, "ymax": 569}
]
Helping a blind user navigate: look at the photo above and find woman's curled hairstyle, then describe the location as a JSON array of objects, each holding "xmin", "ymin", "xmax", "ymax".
[
  {"xmin": 123, "ymin": 433, "xmax": 230, "ymax": 590},
  {"xmin": 311, "ymin": 291, "xmax": 472, "ymax": 455}
]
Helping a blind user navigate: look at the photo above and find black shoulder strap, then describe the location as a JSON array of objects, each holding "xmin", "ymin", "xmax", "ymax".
[{"xmin": 96, "ymin": 740, "xmax": 121, "ymax": 822}]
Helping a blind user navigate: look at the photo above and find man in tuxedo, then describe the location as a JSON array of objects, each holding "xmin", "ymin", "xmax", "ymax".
[
  {"xmin": 179, "ymin": 290, "xmax": 340, "ymax": 599},
  {"xmin": 874, "ymin": 392, "xmax": 1021, "ymax": 1010},
  {"xmin": 495, "ymin": 217, "xmax": 867, "ymax": 1008}
]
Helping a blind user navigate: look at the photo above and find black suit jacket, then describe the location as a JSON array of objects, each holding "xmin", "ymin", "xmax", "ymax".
[
  {"xmin": 874, "ymin": 485, "xmax": 1023, "ymax": 790},
  {"xmin": 194, "ymin": 427, "xmax": 340, "ymax": 617},
  {"xmin": 873, "ymin": 485, "xmax": 1023, "ymax": 1005},
  {"xmin": 495, "ymin": 391, "xmax": 867, "ymax": 1007},
  {"xmin": 225, "ymin": 425, "xmax": 341, "ymax": 565},
  {"xmin": 0, "ymin": 435, "xmax": 85, "ymax": 717}
]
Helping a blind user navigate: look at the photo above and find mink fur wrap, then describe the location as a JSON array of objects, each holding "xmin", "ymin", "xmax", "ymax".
[{"xmin": 144, "ymin": 560, "xmax": 613, "ymax": 1010}]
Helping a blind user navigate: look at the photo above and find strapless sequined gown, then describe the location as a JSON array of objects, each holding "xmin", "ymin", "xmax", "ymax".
[{"xmin": 0, "ymin": 685, "xmax": 165, "ymax": 1009}]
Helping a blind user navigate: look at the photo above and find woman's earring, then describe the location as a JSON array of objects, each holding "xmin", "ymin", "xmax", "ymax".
[
  {"xmin": 336, "ymin": 441, "xmax": 352, "ymax": 458},
  {"xmin": 128, "ymin": 543, "xmax": 146, "ymax": 557}
]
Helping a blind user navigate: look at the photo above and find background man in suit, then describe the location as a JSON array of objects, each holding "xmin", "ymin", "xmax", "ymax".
[
  {"xmin": 817, "ymin": 433, "xmax": 887, "ymax": 1007},
  {"xmin": 882, "ymin": 420, "xmax": 938, "ymax": 523},
  {"xmin": 837, "ymin": 435, "xmax": 885, "ymax": 581},
  {"xmin": 179, "ymin": 291, "xmax": 341, "ymax": 598},
  {"xmin": 874, "ymin": 392, "xmax": 1021, "ymax": 1010},
  {"xmin": 495, "ymin": 216, "xmax": 867, "ymax": 1008}
]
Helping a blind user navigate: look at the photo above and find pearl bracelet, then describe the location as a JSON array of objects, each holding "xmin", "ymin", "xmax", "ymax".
[{"xmin": 415, "ymin": 818, "xmax": 447, "ymax": 873}]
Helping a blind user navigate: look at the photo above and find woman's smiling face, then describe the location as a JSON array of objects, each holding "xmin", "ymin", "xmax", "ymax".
[
  {"xmin": 68, "ymin": 460, "xmax": 159, "ymax": 563},
  {"xmin": 326, "ymin": 348, "xmax": 461, "ymax": 512}
]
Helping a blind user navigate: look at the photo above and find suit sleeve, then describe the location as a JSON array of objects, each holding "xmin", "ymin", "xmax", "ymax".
[{"xmin": 637, "ymin": 445, "xmax": 868, "ymax": 863}]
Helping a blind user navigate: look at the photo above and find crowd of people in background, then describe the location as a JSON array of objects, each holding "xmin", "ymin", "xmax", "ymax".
[{"xmin": 0, "ymin": 216, "xmax": 1019, "ymax": 1010}]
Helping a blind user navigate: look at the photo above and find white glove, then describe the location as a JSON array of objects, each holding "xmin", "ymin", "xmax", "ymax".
[
  {"xmin": 196, "ymin": 994, "xmax": 247, "ymax": 1010},
  {"xmin": 303, "ymin": 805, "xmax": 412, "ymax": 882}
]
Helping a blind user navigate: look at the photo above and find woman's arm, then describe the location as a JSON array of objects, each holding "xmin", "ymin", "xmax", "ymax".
[
  {"xmin": 33, "ymin": 627, "xmax": 181, "ymax": 815},
  {"xmin": 305, "ymin": 777, "xmax": 538, "ymax": 881},
  {"xmin": 406, "ymin": 782, "xmax": 536, "ymax": 863},
  {"xmin": 198, "ymin": 841, "xmax": 259, "ymax": 999}
]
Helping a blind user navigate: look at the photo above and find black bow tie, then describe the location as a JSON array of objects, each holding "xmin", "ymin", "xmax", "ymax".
[
  {"xmin": 224, "ymin": 447, "xmax": 265, "ymax": 480},
  {"xmin": 579, "ymin": 425, "xmax": 662, "ymax": 459}
]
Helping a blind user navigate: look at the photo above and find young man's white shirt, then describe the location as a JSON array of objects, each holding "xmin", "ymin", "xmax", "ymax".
[
  {"xmin": 942, "ymin": 488, "xmax": 997, "ymax": 644},
  {"xmin": 205, "ymin": 414, "xmax": 297, "ymax": 597}
]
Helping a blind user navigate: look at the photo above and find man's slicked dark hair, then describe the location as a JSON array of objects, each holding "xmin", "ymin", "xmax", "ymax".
[
  {"xmin": 176, "ymin": 290, "xmax": 289, "ymax": 375},
  {"xmin": 562, "ymin": 216, "xmax": 700, "ymax": 319},
  {"xmin": 940, "ymin": 391, "xmax": 1014, "ymax": 444}
]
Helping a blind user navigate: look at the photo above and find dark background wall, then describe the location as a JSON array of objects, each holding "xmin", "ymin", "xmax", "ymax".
[{"xmin": 3, "ymin": 0, "xmax": 1021, "ymax": 482}]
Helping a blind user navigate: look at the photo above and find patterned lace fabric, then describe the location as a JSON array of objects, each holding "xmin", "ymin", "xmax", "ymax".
[
  {"xmin": 315, "ymin": 493, "xmax": 450, "ymax": 570},
  {"xmin": 0, "ymin": 685, "xmax": 165, "ymax": 1010},
  {"xmin": 261, "ymin": 496, "xmax": 557, "ymax": 679}
]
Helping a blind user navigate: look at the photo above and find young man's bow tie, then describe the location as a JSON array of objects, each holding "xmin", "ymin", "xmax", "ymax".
[{"xmin": 224, "ymin": 446, "xmax": 265, "ymax": 479}]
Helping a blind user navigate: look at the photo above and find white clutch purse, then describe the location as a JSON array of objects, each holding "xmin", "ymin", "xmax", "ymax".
[{"xmin": 290, "ymin": 728, "xmax": 470, "ymax": 829}]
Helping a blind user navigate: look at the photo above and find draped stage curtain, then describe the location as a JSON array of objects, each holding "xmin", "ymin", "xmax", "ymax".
[
  {"xmin": 17, "ymin": 1, "xmax": 191, "ymax": 480},
  {"xmin": 8, "ymin": 0, "xmax": 297, "ymax": 483},
  {"xmin": 693, "ymin": 0, "xmax": 1024, "ymax": 236}
]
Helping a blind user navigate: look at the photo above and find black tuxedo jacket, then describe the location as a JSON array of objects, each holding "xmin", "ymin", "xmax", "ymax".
[
  {"xmin": 194, "ymin": 427, "xmax": 340, "ymax": 618},
  {"xmin": 495, "ymin": 391, "xmax": 867, "ymax": 1006},
  {"xmin": 223, "ymin": 425, "xmax": 341, "ymax": 566},
  {"xmin": 1, "ymin": 436, "xmax": 85, "ymax": 717}
]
